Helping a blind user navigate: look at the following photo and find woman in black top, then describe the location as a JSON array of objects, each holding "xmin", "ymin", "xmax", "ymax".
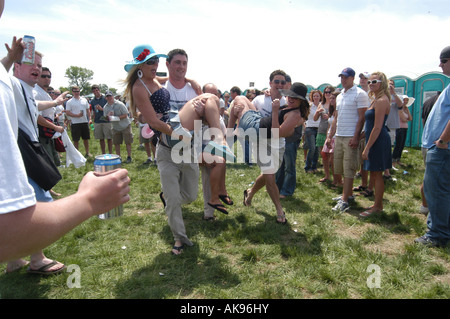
[{"xmin": 227, "ymin": 82, "xmax": 309, "ymax": 224}]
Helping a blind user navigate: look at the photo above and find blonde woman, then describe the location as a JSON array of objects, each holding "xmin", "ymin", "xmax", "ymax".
[
  {"xmin": 360, "ymin": 72, "xmax": 392, "ymax": 217},
  {"xmin": 123, "ymin": 44, "xmax": 232, "ymax": 254}
]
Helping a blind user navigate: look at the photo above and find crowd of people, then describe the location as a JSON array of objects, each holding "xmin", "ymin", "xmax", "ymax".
[{"xmin": 0, "ymin": 0, "xmax": 448, "ymax": 266}]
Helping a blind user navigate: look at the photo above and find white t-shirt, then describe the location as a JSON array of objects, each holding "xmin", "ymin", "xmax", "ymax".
[
  {"xmin": 305, "ymin": 103, "xmax": 320, "ymax": 128},
  {"xmin": 11, "ymin": 77, "xmax": 39, "ymax": 142},
  {"xmin": 66, "ymin": 97, "xmax": 90, "ymax": 124},
  {"xmin": 335, "ymin": 85, "xmax": 369, "ymax": 137},
  {"xmin": 252, "ymin": 94, "xmax": 287, "ymax": 117},
  {"xmin": 164, "ymin": 81, "xmax": 197, "ymax": 109},
  {"xmin": 0, "ymin": 67, "xmax": 36, "ymax": 214},
  {"xmin": 34, "ymin": 84, "xmax": 55, "ymax": 120}
]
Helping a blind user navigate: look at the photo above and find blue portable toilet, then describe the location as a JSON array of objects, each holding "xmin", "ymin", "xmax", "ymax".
[{"xmin": 413, "ymin": 72, "xmax": 450, "ymax": 147}]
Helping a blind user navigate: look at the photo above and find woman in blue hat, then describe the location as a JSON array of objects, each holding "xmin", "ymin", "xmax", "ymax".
[{"xmin": 122, "ymin": 45, "xmax": 234, "ymax": 253}]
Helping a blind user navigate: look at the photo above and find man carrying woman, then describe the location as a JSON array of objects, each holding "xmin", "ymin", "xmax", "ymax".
[{"xmin": 123, "ymin": 44, "xmax": 232, "ymax": 255}]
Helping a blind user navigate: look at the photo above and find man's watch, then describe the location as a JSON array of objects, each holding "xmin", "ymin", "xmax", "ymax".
[{"xmin": 438, "ymin": 139, "xmax": 447, "ymax": 145}]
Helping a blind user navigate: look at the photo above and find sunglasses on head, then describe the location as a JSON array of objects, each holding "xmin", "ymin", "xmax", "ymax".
[
  {"xmin": 146, "ymin": 57, "xmax": 159, "ymax": 65},
  {"xmin": 273, "ymin": 80, "xmax": 286, "ymax": 85},
  {"xmin": 368, "ymin": 80, "xmax": 382, "ymax": 84},
  {"xmin": 41, "ymin": 75, "xmax": 51, "ymax": 79}
]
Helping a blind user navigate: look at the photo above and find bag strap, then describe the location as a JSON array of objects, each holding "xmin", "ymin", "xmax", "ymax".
[{"xmin": 20, "ymin": 83, "xmax": 39, "ymax": 137}]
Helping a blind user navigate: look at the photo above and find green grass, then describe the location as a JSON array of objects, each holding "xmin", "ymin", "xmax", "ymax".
[{"xmin": 0, "ymin": 125, "xmax": 449, "ymax": 299}]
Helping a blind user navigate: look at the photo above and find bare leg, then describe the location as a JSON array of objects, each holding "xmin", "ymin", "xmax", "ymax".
[
  {"xmin": 107, "ymin": 139, "xmax": 113, "ymax": 154},
  {"xmin": 114, "ymin": 144, "xmax": 121, "ymax": 156},
  {"xmin": 83, "ymin": 139, "xmax": 90, "ymax": 155},
  {"xmin": 372, "ymin": 171, "xmax": 384, "ymax": 211},
  {"xmin": 342, "ymin": 177, "xmax": 353, "ymax": 202},
  {"xmin": 99, "ymin": 139, "xmax": 106, "ymax": 154}
]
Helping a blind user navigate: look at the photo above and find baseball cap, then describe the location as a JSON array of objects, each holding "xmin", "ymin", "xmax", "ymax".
[
  {"xmin": 359, "ymin": 72, "xmax": 371, "ymax": 79},
  {"xmin": 339, "ymin": 68, "xmax": 356, "ymax": 77},
  {"xmin": 440, "ymin": 46, "xmax": 450, "ymax": 59}
]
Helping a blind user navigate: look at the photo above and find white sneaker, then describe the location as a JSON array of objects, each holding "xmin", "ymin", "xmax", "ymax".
[
  {"xmin": 332, "ymin": 200, "xmax": 349, "ymax": 213},
  {"xmin": 419, "ymin": 205, "xmax": 429, "ymax": 216}
]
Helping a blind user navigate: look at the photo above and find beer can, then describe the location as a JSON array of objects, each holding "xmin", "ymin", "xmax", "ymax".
[
  {"xmin": 21, "ymin": 35, "xmax": 35, "ymax": 65},
  {"xmin": 94, "ymin": 154, "xmax": 123, "ymax": 219}
]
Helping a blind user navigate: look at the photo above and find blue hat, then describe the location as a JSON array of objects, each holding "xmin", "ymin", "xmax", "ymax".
[
  {"xmin": 339, "ymin": 67, "xmax": 356, "ymax": 77},
  {"xmin": 124, "ymin": 44, "xmax": 168, "ymax": 72}
]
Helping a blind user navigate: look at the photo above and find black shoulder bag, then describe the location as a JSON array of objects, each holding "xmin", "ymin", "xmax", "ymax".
[{"xmin": 16, "ymin": 84, "xmax": 62, "ymax": 191}]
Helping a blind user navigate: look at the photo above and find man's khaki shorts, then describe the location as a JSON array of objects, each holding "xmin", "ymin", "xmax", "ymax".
[
  {"xmin": 94, "ymin": 122, "xmax": 113, "ymax": 140},
  {"xmin": 112, "ymin": 124, "xmax": 134, "ymax": 145},
  {"xmin": 333, "ymin": 136, "xmax": 361, "ymax": 178}
]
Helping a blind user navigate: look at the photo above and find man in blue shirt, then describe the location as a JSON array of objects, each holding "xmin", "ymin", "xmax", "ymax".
[{"xmin": 415, "ymin": 46, "xmax": 450, "ymax": 247}]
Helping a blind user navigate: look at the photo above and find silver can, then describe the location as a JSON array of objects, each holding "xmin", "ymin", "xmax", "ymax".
[
  {"xmin": 94, "ymin": 154, "xmax": 123, "ymax": 219},
  {"xmin": 21, "ymin": 35, "xmax": 35, "ymax": 65}
]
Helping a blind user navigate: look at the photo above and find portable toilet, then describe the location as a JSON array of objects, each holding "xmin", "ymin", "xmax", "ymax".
[{"xmin": 413, "ymin": 72, "xmax": 450, "ymax": 147}]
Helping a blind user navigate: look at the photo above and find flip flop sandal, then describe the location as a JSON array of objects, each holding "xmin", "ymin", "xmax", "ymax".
[
  {"xmin": 276, "ymin": 212, "xmax": 288, "ymax": 225},
  {"xmin": 362, "ymin": 189, "xmax": 374, "ymax": 197},
  {"xmin": 353, "ymin": 185, "xmax": 367, "ymax": 191},
  {"xmin": 207, "ymin": 202, "xmax": 229, "ymax": 215},
  {"xmin": 171, "ymin": 245, "xmax": 184, "ymax": 255},
  {"xmin": 359, "ymin": 209, "xmax": 383, "ymax": 218},
  {"xmin": 219, "ymin": 194, "xmax": 234, "ymax": 205},
  {"xmin": 243, "ymin": 189, "xmax": 251, "ymax": 207},
  {"xmin": 27, "ymin": 260, "xmax": 65, "ymax": 275}
]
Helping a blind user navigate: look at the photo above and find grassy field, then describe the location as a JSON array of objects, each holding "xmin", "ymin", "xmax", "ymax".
[{"xmin": 0, "ymin": 125, "xmax": 449, "ymax": 299}]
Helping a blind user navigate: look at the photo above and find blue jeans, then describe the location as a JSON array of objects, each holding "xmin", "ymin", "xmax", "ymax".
[
  {"xmin": 424, "ymin": 146, "xmax": 450, "ymax": 244},
  {"xmin": 276, "ymin": 139, "xmax": 300, "ymax": 196},
  {"xmin": 304, "ymin": 127, "xmax": 319, "ymax": 171}
]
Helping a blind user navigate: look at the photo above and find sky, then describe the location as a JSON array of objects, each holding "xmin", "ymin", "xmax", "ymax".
[{"xmin": 0, "ymin": 0, "xmax": 449, "ymax": 94}]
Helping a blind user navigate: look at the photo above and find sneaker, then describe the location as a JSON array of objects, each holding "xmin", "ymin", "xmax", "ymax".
[
  {"xmin": 419, "ymin": 205, "xmax": 429, "ymax": 216},
  {"xmin": 126, "ymin": 156, "xmax": 132, "ymax": 163},
  {"xmin": 143, "ymin": 158, "xmax": 152, "ymax": 165},
  {"xmin": 332, "ymin": 200, "xmax": 349, "ymax": 213},
  {"xmin": 332, "ymin": 195, "xmax": 354, "ymax": 202},
  {"xmin": 414, "ymin": 235, "xmax": 440, "ymax": 247}
]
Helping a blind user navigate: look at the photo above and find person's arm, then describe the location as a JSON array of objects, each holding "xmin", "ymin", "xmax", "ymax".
[
  {"xmin": 362, "ymin": 99, "xmax": 389, "ymax": 160},
  {"xmin": 0, "ymin": 169, "xmax": 130, "ymax": 263},
  {"xmin": 435, "ymin": 119, "xmax": 450, "ymax": 149},
  {"xmin": 313, "ymin": 104, "xmax": 324, "ymax": 121},
  {"xmin": 185, "ymin": 78, "xmax": 202, "ymax": 96},
  {"xmin": 37, "ymin": 115, "xmax": 64, "ymax": 133},
  {"xmin": 279, "ymin": 112, "xmax": 303, "ymax": 138},
  {"xmin": 37, "ymin": 92, "xmax": 69, "ymax": 111},
  {"xmin": 350, "ymin": 107, "xmax": 367, "ymax": 148},
  {"xmin": 325, "ymin": 110, "xmax": 338, "ymax": 148},
  {"xmin": 1, "ymin": 36, "xmax": 24, "ymax": 71},
  {"xmin": 65, "ymin": 103, "xmax": 83, "ymax": 118},
  {"xmin": 133, "ymin": 85, "xmax": 172, "ymax": 136},
  {"xmin": 86, "ymin": 101, "xmax": 91, "ymax": 123},
  {"xmin": 402, "ymin": 105, "xmax": 413, "ymax": 122}
]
